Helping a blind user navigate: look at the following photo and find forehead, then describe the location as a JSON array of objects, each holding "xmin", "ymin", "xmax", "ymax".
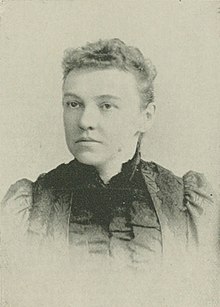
[{"xmin": 63, "ymin": 68, "xmax": 140, "ymax": 99}]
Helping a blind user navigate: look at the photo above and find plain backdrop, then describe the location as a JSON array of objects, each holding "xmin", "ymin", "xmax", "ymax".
[{"xmin": 0, "ymin": 0, "xmax": 220, "ymax": 199}]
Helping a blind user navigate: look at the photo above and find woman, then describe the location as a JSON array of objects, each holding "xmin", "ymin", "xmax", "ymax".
[{"xmin": 1, "ymin": 39, "xmax": 219, "ymax": 272}]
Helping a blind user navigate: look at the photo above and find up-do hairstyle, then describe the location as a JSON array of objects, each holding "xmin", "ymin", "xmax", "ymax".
[{"xmin": 62, "ymin": 38, "xmax": 157, "ymax": 107}]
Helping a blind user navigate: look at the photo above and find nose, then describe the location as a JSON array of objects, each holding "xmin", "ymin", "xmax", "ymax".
[{"xmin": 78, "ymin": 105, "xmax": 99, "ymax": 130}]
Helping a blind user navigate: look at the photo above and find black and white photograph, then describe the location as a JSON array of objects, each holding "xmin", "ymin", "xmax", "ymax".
[{"xmin": 1, "ymin": 1, "xmax": 220, "ymax": 306}]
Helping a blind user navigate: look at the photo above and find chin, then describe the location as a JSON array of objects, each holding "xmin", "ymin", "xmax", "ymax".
[{"xmin": 73, "ymin": 151, "xmax": 106, "ymax": 166}]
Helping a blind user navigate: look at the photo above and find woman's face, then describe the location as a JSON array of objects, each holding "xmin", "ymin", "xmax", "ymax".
[{"xmin": 62, "ymin": 68, "xmax": 154, "ymax": 167}]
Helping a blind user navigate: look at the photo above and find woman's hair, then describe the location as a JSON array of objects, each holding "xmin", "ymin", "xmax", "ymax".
[{"xmin": 62, "ymin": 38, "xmax": 157, "ymax": 108}]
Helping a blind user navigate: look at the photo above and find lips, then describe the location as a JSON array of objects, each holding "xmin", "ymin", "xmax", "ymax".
[{"xmin": 75, "ymin": 138, "xmax": 101, "ymax": 143}]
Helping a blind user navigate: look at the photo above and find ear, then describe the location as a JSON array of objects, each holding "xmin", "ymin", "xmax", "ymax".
[{"xmin": 139, "ymin": 103, "xmax": 156, "ymax": 133}]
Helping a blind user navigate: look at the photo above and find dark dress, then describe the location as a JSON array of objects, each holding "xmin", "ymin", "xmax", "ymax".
[{"xmin": 1, "ymin": 152, "xmax": 219, "ymax": 271}]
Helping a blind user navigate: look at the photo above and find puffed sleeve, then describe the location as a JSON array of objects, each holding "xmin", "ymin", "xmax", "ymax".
[
  {"xmin": 1, "ymin": 179, "xmax": 33, "ymax": 266},
  {"xmin": 183, "ymin": 171, "xmax": 219, "ymax": 258}
]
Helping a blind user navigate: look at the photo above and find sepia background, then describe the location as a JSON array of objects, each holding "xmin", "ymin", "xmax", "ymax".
[{"xmin": 1, "ymin": 0, "xmax": 220, "ymax": 199}]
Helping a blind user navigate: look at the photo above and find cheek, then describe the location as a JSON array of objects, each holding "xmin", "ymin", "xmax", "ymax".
[
  {"xmin": 63, "ymin": 112, "xmax": 77, "ymax": 132},
  {"xmin": 102, "ymin": 114, "xmax": 140, "ymax": 141},
  {"xmin": 119, "ymin": 116, "xmax": 141, "ymax": 136},
  {"xmin": 106, "ymin": 127, "xmax": 135, "ymax": 147}
]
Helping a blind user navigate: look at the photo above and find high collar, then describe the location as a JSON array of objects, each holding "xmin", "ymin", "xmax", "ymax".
[{"xmin": 74, "ymin": 147, "xmax": 141, "ymax": 188}]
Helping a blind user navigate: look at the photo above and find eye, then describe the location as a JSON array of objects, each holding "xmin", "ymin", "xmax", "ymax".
[
  {"xmin": 101, "ymin": 102, "xmax": 113, "ymax": 111},
  {"xmin": 66, "ymin": 101, "xmax": 81, "ymax": 109}
]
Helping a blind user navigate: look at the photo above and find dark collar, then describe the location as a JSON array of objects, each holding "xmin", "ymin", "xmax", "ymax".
[{"xmin": 74, "ymin": 148, "xmax": 141, "ymax": 188}]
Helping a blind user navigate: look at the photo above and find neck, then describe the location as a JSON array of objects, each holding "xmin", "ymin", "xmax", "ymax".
[{"xmin": 95, "ymin": 142, "xmax": 139, "ymax": 184}]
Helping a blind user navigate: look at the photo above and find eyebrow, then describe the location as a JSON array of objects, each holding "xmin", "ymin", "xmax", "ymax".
[
  {"xmin": 63, "ymin": 93, "xmax": 82, "ymax": 100},
  {"xmin": 63, "ymin": 93, "xmax": 121, "ymax": 101},
  {"xmin": 94, "ymin": 94, "xmax": 120, "ymax": 101}
]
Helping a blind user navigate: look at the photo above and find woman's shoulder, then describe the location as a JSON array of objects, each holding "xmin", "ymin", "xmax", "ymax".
[
  {"xmin": 141, "ymin": 159, "xmax": 214, "ymax": 194},
  {"xmin": 1, "ymin": 160, "xmax": 77, "ymax": 209},
  {"xmin": 1, "ymin": 178, "xmax": 34, "ymax": 242},
  {"xmin": 0, "ymin": 161, "xmax": 75, "ymax": 241},
  {"xmin": 1, "ymin": 178, "xmax": 33, "ymax": 208},
  {"xmin": 33, "ymin": 159, "xmax": 78, "ymax": 190},
  {"xmin": 141, "ymin": 159, "xmax": 217, "ymax": 211}
]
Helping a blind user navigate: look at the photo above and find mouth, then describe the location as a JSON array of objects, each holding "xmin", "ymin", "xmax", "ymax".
[{"xmin": 75, "ymin": 138, "xmax": 101, "ymax": 144}]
